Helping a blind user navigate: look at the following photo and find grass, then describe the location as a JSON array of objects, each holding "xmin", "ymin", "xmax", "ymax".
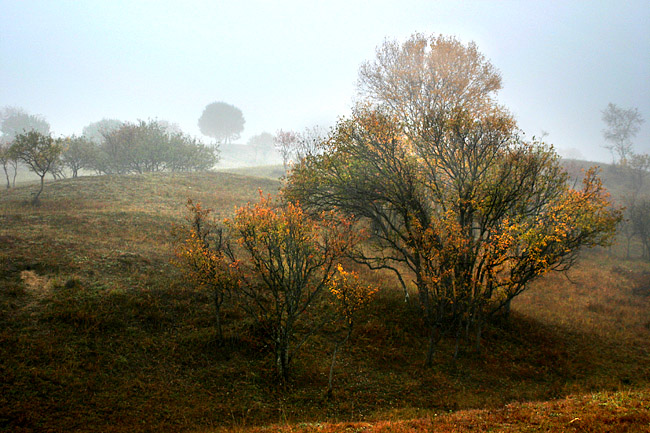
[
  {"xmin": 1, "ymin": 168, "xmax": 649, "ymax": 432},
  {"xmin": 229, "ymin": 390, "xmax": 650, "ymax": 432},
  {"xmin": 217, "ymin": 164, "xmax": 286, "ymax": 180}
]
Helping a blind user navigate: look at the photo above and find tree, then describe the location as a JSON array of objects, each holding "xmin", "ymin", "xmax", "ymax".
[
  {"xmin": 326, "ymin": 264, "xmax": 376, "ymax": 396},
  {"xmin": 357, "ymin": 33, "xmax": 502, "ymax": 134},
  {"xmin": 273, "ymin": 127, "xmax": 325, "ymax": 170},
  {"xmin": 9, "ymin": 131, "xmax": 63, "ymax": 204},
  {"xmin": 295, "ymin": 125, "xmax": 326, "ymax": 161},
  {"xmin": 198, "ymin": 102, "xmax": 245, "ymax": 145},
  {"xmin": 248, "ymin": 132, "xmax": 274, "ymax": 147},
  {"xmin": 60, "ymin": 135, "xmax": 96, "ymax": 178},
  {"xmin": 631, "ymin": 199, "xmax": 650, "ymax": 261},
  {"xmin": 601, "ymin": 103, "xmax": 644, "ymax": 164},
  {"xmin": 248, "ymin": 132, "xmax": 276, "ymax": 164},
  {"xmin": 0, "ymin": 140, "xmax": 19, "ymax": 188},
  {"xmin": 274, "ymin": 129, "xmax": 299, "ymax": 170},
  {"xmin": 1, "ymin": 106, "xmax": 51, "ymax": 140},
  {"xmin": 96, "ymin": 119, "xmax": 217, "ymax": 174},
  {"xmin": 618, "ymin": 153, "xmax": 650, "ymax": 258},
  {"xmin": 166, "ymin": 132, "xmax": 219, "ymax": 172},
  {"xmin": 0, "ymin": 107, "xmax": 52, "ymax": 187},
  {"xmin": 81, "ymin": 118, "xmax": 123, "ymax": 144},
  {"xmin": 174, "ymin": 193, "xmax": 364, "ymax": 380},
  {"xmin": 226, "ymin": 194, "xmax": 362, "ymax": 380},
  {"xmin": 173, "ymin": 199, "xmax": 236, "ymax": 341},
  {"xmin": 286, "ymin": 34, "xmax": 621, "ymax": 365}
]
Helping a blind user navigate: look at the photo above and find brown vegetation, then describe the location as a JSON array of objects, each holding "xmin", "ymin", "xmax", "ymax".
[{"xmin": 0, "ymin": 169, "xmax": 648, "ymax": 432}]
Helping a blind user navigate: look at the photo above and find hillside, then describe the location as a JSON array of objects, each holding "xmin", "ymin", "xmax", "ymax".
[{"xmin": 1, "ymin": 169, "xmax": 649, "ymax": 432}]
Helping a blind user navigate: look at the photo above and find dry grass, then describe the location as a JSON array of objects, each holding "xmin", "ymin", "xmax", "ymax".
[
  {"xmin": 229, "ymin": 390, "xmax": 650, "ymax": 432},
  {"xmin": 1, "ymin": 169, "xmax": 649, "ymax": 432},
  {"xmin": 217, "ymin": 165, "xmax": 286, "ymax": 180}
]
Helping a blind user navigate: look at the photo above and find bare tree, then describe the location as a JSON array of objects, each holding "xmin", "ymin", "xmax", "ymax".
[
  {"xmin": 274, "ymin": 127, "xmax": 326, "ymax": 170},
  {"xmin": 601, "ymin": 103, "xmax": 644, "ymax": 164},
  {"xmin": 274, "ymin": 129, "xmax": 299, "ymax": 170},
  {"xmin": 295, "ymin": 125, "xmax": 326, "ymax": 161}
]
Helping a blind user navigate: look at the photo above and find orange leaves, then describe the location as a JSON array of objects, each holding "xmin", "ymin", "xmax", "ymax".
[
  {"xmin": 329, "ymin": 264, "xmax": 378, "ymax": 322},
  {"xmin": 230, "ymin": 191, "xmax": 363, "ymax": 267},
  {"xmin": 221, "ymin": 193, "xmax": 369, "ymax": 379},
  {"xmin": 282, "ymin": 33, "xmax": 625, "ymax": 362},
  {"xmin": 173, "ymin": 225, "xmax": 235, "ymax": 294},
  {"xmin": 358, "ymin": 33, "xmax": 503, "ymax": 124}
]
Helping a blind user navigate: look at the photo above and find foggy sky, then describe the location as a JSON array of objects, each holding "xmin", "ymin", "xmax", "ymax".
[{"xmin": 1, "ymin": 0, "xmax": 649, "ymax": 162}]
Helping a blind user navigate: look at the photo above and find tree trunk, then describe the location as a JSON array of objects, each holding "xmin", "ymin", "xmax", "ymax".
[
  {"xmin": 625, "ymin": 232, "xmax": 634, "ymax": 260},
  {"xmin": 214, "ymin": 290, "xmax": 223, "ymax": 341},
  {"xmin": 2, "ymin": 164, "xmax": 9, "ymax": 189},
  {"xmin": 425, "ymin": 326, "xmax": 439, "ymax": 367},
  {"xmin": 327, "ymin": 325, "xmax": 352, "ymax": 398},
  {"xmin": 453, "ymin": 321, "xmax": 462, "ymax": 360},
  {"xmin": 474, "ymin": 320, "xmax": 483, "ymax": 352},
  {"xmin": 276, "ymin": 330, "xmax": 291, "ymax": 381},
  {"xmin": 502, "ymin": 298, "xmax": 512, "ymax": 321},
  {"xmin": 32, "ymin": 175, "xmax": 45, "ymax": 205}
]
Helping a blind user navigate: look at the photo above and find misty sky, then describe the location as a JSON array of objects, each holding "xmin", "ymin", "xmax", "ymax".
[{"xmin": 1, "ymin": 0, "xmax": 649, "ymax": 162}]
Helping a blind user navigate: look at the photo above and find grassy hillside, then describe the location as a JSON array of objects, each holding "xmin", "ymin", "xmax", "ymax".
[
  {"xmin": 1, "ymin": 169, "xmax": 649, "ymax": 432},
  {"xmin": 217, "ymin": 164, "xmax": 286, "ymax": 180}
]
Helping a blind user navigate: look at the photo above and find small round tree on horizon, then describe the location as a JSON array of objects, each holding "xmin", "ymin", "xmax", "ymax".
[{"xmin": 198, "ymin": 101, "xmax": 245, "ymax": 145}]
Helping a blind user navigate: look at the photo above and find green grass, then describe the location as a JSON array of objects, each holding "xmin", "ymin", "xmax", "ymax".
[{"xmin": 1, "ymin": 169, "xmax": 649, "ymax": 432}]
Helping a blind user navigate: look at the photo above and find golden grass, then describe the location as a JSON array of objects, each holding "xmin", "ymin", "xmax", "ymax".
[{"xmin": 227, "ymin": 390, "xmax": 650, "ymax": 432}]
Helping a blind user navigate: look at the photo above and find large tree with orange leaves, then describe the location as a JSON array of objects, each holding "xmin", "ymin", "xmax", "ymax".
[{"xmin": 285, "ymin": 34, "xmax": 621, "ymax": 365}]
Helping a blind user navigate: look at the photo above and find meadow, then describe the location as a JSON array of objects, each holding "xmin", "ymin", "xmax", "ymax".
[{"xmin": 1, "ymin": 166, "xmax": 649, "ymax": 432}]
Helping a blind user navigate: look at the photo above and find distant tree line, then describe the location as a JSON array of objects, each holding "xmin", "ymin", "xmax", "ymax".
[
  {"xmin": 0, "ymin": 110, "xmax": 218, "ymax": 203},
  {"xmin": 81, "ymin": 119, "xmax": 218, "ymax": 175}
]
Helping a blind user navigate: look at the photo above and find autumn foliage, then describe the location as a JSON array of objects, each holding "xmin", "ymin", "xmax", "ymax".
[
  {"xmin": 173, "ymin": 193, "xmax": 374, "ymax": 381},
  {"xmin": 176, "ymin": 33, "xmax": 622, "ymax": 379},
  {"xmin": 285, "ymin": 34, "xmax": 622, "ymax": 365},
  {"xmin": 172, "ymin": 199, "xmax": 236, "ymax": 340},
  {"xmin": 287, "ymin": 107, "xmax": 621, "ymax": 364}
]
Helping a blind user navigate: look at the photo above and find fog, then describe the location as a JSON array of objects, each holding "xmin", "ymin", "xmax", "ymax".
[{"xmin": 1, "ymin": 0, "xmax": 649, "ymax": 164}]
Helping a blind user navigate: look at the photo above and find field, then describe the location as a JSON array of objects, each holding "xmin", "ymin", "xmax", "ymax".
[{"xmin": 1, "ymin": 168, "xmax": 649, "ymax": 432}]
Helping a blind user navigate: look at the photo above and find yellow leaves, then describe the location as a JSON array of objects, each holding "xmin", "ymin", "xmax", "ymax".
[{"xmin": 329, "ymin": 264, "xmax": 378, "ymax": 320}]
